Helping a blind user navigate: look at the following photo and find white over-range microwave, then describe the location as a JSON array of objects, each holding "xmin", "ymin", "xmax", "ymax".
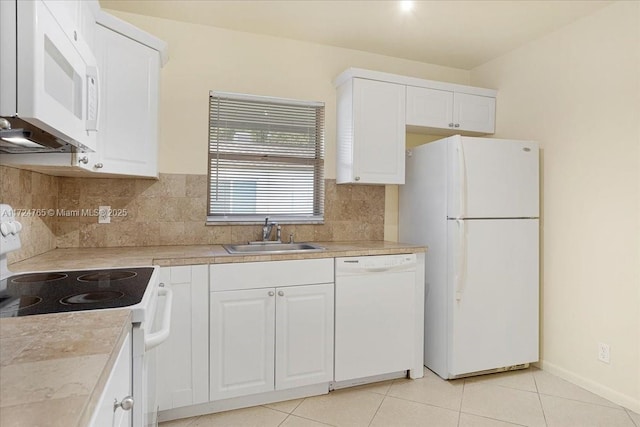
[{"xmin": 0, "ymin": 0, "xmax": 99, "ymax": 154}]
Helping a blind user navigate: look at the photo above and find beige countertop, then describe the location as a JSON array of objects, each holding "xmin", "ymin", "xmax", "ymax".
[
  {"xmin": 0, "ymin": 241, "xmax": 425, "ymax": 426},
  {"xmin": 0, "ymin": 309, "xmax": 132, "ymax": 427},
  {"xmin": 8, "ymin": 241, "xmax": 426, "ymax": 272}
]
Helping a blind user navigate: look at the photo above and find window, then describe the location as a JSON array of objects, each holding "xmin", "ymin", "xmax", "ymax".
[{"xmin": 208, "ymin": 92, "xmax": 325, "ymax": 223}]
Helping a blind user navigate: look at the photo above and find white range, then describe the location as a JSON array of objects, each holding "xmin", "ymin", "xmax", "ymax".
[{"xmin": 0, "ymin": 204, "xmax": 172, "ymax": 426}]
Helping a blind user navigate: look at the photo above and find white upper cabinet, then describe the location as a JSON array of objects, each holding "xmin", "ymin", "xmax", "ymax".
[
  {"xmin": 334, "ymin": 69, "xmax": 497, "ymax": 185},
  {"xmin": 406, "ymin": 86, "xmax": 454, "ymax": 130},
  {"xmin": 92, "ymin": 22, "xmax": 160, "ymax": 177},
  {"xmin": 453, "ymin": 92, "xmax": 496, "ymax": 134},
  {"xmin": 406, "ymin": 86, "xmax": 495, "ymax": 134},
  {"xmin": 336, "ymin": 78, "xmax": 406, "ymax": 185},
  {"xmin": 75, "ymin": 1, "xmax": 100, "ymax": 53}
]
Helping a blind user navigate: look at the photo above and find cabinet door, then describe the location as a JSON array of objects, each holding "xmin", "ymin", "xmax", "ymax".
[
  {"xmin": 406, "ymin": 86, "xmax": 454, "ymax": 129},
  {"xmin": 94, "ymin": 24, "xmax": 159, "ymax": 177},
  {"xmin": 352, "ymin": 78, "xmax": 406, "ymax": 184},
  {"xmin": 76, "ymin": 0, "xmax": 98, "ymax": 52},
  {"xmin": 89, "ymin": 331, "xmax": 132, "ymax": 427},
  {"xmin": 210, "ymin": 288, "xmax": 276, "ymax": 400},
  {"xmin": 275, "ymin": 283, "xmax": 334, "ymax": 390},
  {"xmin": 453, "ymin": 92, "xmax": 496, "ymax": 134},
  {"xmin": 156, "ymin": 266, "xmax": 209, "ymax": 411}
]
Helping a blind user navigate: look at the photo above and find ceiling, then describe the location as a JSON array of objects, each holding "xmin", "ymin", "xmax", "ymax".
[{"xmin": 99, "ymin": 0, "xmax": 612, "ymax": 70}]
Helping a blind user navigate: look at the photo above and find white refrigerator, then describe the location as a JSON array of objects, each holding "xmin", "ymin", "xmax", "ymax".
[{"xmin": 399, "ymin": 135, "xmax": 539, "ymax": 379}]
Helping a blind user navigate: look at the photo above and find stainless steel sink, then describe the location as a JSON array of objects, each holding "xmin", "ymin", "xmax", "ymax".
[{"xmin": 223, "ymin": 242, "xmax": 325, "ymax": 254}]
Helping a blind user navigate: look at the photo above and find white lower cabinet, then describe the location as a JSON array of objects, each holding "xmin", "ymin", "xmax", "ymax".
[
  {"xmin": 156, "ymin": 265, "xmax": 209, "ymax": 411},
  {"xmin": 210, "ymin": 259, "xmax": 334, "ymax": 401},
  {"xmin": 275, "ymin": 284, "xmax": 334, "ymax": 390},
  {"xmin": 210, "ymin": 288, "xmax": 276, "ymax": 400},
  {"xmin": 210, "ymin": 283, "xmax": 334, "ymax": 400},
  {"xmin": 90, "ymin": 331, "xmax": 132, "ymax": 427}
]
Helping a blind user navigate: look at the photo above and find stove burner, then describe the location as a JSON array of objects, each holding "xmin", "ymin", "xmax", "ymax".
[
  {"xmin": 15, "ymin": 295, "xmax": 43, "ymax": 309},
  {"xmin": 11, "ymin": 273, "xmax": 68, "ymax": 283},
  {"xmin": 77, "ymin": 270, "xmax": 137, "ymax": 282},
  {"xmin": 0, "ymin": 295, "xmax": 42, "ymax": 310},
  {"xmin": 60, "ymin": 291, "xmax": 125, "ymax": 305}
]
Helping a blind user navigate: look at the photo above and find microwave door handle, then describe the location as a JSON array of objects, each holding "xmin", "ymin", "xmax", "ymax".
[{"xmin": 144, "ymin": 287, "xmax": 173, "ymax": 351}]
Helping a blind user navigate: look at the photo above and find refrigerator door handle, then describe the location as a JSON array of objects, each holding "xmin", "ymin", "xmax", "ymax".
[
  {"xmin": 455, "ymin": 219, "xmax": 467, "ymax": 301},
  {"xmin": 457, "ymin": 139, "xmax": 467, "ymax": 219}
]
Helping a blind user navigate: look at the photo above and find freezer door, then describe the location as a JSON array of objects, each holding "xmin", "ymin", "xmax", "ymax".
[
  {"xmin": 447, "ymin": 137, "xmax": 539, "ymax": 219},
  {"xmin": 447, "ymin": 219, "xmax": 539, "ymax": 377}
]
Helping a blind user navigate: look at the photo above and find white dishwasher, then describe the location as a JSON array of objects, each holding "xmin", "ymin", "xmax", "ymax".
[{"xmin": 334, "ymin": 254, "xmax": 419, "ymax": 383}]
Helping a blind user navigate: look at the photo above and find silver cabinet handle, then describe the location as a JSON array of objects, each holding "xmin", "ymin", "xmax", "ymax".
[
  {"xmin": 454, "ymin": 123, "xmax": 460, "ymax": 128},
  {"xmin": 278, "ymin": 291, "xmax": 284, "ymax": 296},
  {"xmin": 73, "ymin": 30, "xmax": 78, "ymax": 41},
  {"xmin": 78, "ymin": 156, "xmax": 89, "ymax": 164},
  {"xmin": 268, "ymin": 291, "xmax": 275, "ymax": 296},
  {"xmin": 114, "ymin": 396, "xmax": 134, "ymax": 412},
  {"xmin": 94, "ymin": 163, "xmax": 104, "ymax": 169},
  {"xmin": 448, "ymin": 123, "xmax": 454, "ymax": 128},
  {"xmin": 354, "ymin": 176, "xmax": 360, "ymax": 181}
]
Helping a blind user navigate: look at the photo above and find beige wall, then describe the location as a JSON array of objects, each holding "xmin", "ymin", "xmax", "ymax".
[
  {"xmin": 108, "ymin": 10, "xmax": 470, "ymax": 177},
  {"xmin": 106, "ymin": 10, "xmax": 471, "ymax": 241},
  {"xmin": 471, "ymin": 1, "xmax": 640, "ymax": 411}
]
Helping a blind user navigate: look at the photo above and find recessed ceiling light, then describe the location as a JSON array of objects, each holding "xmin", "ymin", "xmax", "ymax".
[{"xmin": 400, "ymin": 1, "xmax": 414, "ymax": 12}]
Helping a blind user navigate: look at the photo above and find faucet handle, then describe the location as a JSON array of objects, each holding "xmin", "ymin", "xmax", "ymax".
[{"xmin": 264, "ymin": 217, "xmax": 269, "ymax": 226}]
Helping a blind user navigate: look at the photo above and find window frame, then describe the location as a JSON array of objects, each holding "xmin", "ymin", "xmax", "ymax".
[{"xmin": 206, "ymin": 91, "xmax": 325, "ymax": 224}]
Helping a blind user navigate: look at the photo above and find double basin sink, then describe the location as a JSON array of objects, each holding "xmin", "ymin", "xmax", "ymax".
[{"xmin": 223, "ymin": 242, "xmax": 325, "ymax": 255}]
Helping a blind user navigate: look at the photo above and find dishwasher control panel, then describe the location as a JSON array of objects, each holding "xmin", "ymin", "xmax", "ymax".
[{"xmin": 335, "ymin": 254, "xmax": 417, "ymax": 274}]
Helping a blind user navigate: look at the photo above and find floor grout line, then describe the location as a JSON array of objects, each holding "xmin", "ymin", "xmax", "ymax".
[
  {"xmin": 366, "ymin": 393, "xmax": 386, "ymax": 427},
  {"xmin": 532, "ymin": 373, "xmax": 549, "ymax": 427},
  {"xmin": 459, "ymin": 411, "xmax": 530, "ymax": 427},
  {"xmin": 456, "ymin": 379, "xmax": 466, "ymax": 427},
  {"xmin": 277, "ymin": 413, "xmax": 291, "ymax": 427},
  {"xmin": 625, "ymin": 408, "xmax": 640, "ymax": 427}
]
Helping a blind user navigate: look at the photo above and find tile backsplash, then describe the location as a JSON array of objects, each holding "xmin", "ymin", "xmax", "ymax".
[
  {"xmin": 0, "ymin": 166, "xmax": 384, "ymax": 262},
  {"xmin": 0, "ymin": 167, "xmax": 58, "ymax": 263}
]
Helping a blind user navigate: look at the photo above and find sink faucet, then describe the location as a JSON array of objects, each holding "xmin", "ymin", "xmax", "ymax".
[{"xmin": 262, "ymin": 217, "xmax": 279, "ymax": 242}]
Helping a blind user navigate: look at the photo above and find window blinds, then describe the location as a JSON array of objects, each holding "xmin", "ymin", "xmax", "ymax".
[{"xmin": 208, "ymin": 92, "xmax": 325, "ymax": 223}]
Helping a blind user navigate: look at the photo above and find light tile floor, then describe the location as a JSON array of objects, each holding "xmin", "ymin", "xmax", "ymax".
[{"xmin": 160, "ymin": 367, "xmax": 640, "ymax": 427}]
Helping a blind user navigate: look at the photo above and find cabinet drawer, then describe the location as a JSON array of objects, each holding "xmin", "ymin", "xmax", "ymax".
[{"xmin": 210, "ymin": 258, "xmax": 334, "ymax": 291}]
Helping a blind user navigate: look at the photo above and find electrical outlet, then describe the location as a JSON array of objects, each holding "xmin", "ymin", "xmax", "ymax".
[
  {"xmin": 98, "ymin": 206, "xmax": 111, "ymax": 224},
  {"xmin": 597, "ymin": 342, "xmax": 610, "ymax": 364}
]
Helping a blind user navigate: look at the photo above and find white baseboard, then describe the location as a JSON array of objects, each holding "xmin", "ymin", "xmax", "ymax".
[
  {"xmin": 158, "ymin": 383, "xmax": 329, "ymax": 423},
  {"xmin": 537, "ymin": 360, "xmax": 640, "ymax": 414}
]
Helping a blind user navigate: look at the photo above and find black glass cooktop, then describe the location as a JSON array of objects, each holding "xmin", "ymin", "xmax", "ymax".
[{"xmin": 0, "ymin": 267, "xmax": 154, "ymax": 318}]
